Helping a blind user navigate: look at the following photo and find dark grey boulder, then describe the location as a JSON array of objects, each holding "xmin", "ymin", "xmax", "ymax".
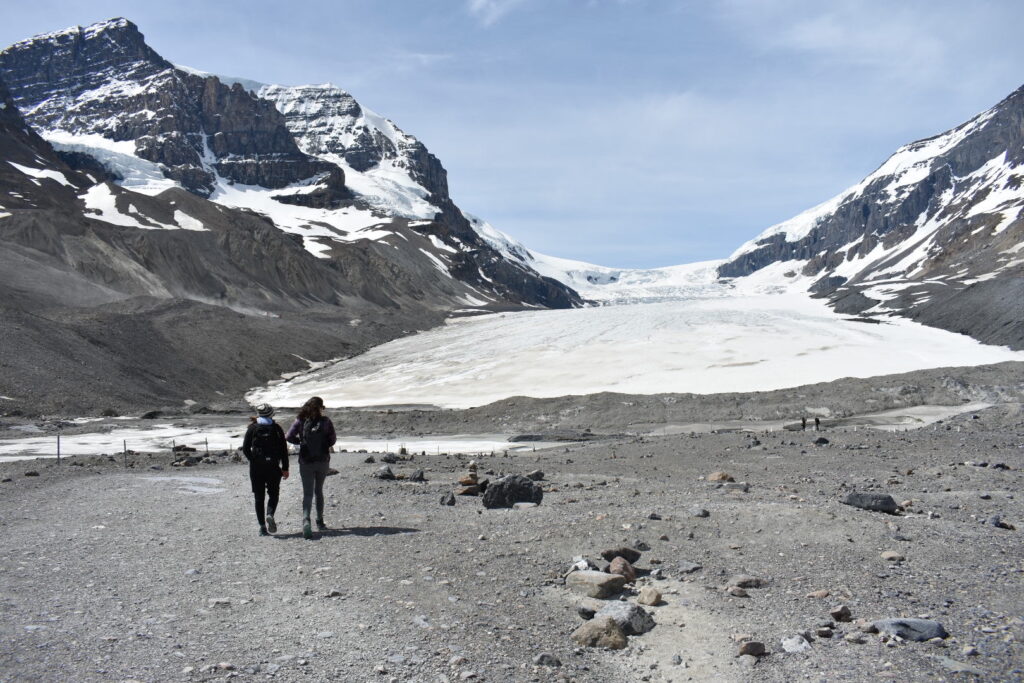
[
  {"xmin": 841, "ymin": 492, "xmax": 899, "ymax": 514},
  {"xmin": 409, "ymin": 469, "xmax": 426, "ymax": 482},
  {"xmin": 439, "ymin": 491, "xmax": 455, "ymax": 506},
  {"xmin": 373, "ymin": 466, "xmax": 395, "ymax": 480},
  {"xmin": 481, "ymin": 474, "xmax": 543, "ymax": 509},
  {"xmin": 873, "ymin": 618, "xmax": 948, "ymax": 641},
  {"xmin": 595, "ymin": 601, "xmax": 655, "ymax": 635}
]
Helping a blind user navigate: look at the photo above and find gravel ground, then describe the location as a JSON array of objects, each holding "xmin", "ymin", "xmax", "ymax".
[{"xmin": 0, "ymin": 403, "xmax": 1021, "ymax": 682}]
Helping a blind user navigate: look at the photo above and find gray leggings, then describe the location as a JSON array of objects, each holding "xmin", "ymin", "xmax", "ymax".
[{"xmin": 299, "ymin": 459, "xmax": 330, "ymax": 521}]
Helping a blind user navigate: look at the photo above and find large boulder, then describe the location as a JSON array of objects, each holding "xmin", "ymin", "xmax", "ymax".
[{"xmin": 481, "ymin": 474, "xmax": 543, "ymax": 509}]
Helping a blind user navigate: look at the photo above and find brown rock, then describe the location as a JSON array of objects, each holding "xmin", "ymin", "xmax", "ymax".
[
  {"xmin": 455, "ymin": 485, "xmax": 480, "ymax": 496},
  {"xmin": 565, "ymin": 570, "xmax": 628, "ymax": 599},
  {"xmin": 458, "ymin": 474, "xmax": 479, "ymax": 486},
  {"xmin": 728, "ymin": 574, "xmax": 764, "ymax": 588},
  {"xmin": 830, "ymin": 605, "xmax": 852, "ymax": 622},
  {"xmin": 737, "ymin": 641, "xmax": 765, "ymax": 657},
  {"xmin": 600, "ymin": 546, "xmax": 641, "ymax": 564},
  {"xmin": 570, "ymin": 616, "xmax": 628, "ymax": 649},
  {"xmin": 880, "ymin": 550, "xmax": 904, "ymax": 562},
  {"xmin": 726, "ymin": 586, "xmax": 749, "ymax": 598},
  {"xmin": 708, "ymin": 471, "xmax": 735, "ymax": 482},
  {"xmin": 637, "ymin": 586, "xmax": 662, "ymax": 606},
  {"xmin": 806, "ymin": 589, "xmax": 830, "ymax": 599},
  {"xmin": 608, "ymin": 556, "xmax": 636, "ymax": 582}
]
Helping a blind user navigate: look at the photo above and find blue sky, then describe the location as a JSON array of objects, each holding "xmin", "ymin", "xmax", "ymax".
[{"xmin": 3, "ymin": 1, "xmax": 1024, "ymax": 268}]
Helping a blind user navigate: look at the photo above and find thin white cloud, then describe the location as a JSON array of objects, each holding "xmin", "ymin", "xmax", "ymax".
[{"xmin": 466, "ymin": 0, "xmax": 528, "ymax": 27}]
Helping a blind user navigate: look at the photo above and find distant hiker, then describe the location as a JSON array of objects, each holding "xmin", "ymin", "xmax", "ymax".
[
  {"xmin": 242, "ymin": 404, "xmax": 289, "ymax": 537},
  {"xmin": 801, "ymin": 416, "xmax": 807, "ymax": 431},
  {"xmin": 285, "ymin": 396, "xmax": 337, "ymax": 540},
  {"xmin": 814, "ymin": 417, "xmax": 821, "ymax": 431}
]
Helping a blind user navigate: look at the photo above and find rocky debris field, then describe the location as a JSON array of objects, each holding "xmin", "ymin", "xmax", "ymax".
[{"xmin": 0, "ymin": 402, "xmax": 1021, "ymax": 682}]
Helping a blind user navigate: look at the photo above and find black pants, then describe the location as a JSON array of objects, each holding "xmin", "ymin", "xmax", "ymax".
[
  {"xmin": 250, "ymin": 464, "xmax": 282, "ymax": 528},
  {"xmin": 299, "ymin": 459, "xmax": 329, "ymax": 522}
]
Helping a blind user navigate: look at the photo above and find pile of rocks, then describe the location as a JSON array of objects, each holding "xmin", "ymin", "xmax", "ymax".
[
  {"xmin": 455, "ymin": 461, "xmax": 487, "ymax": 496},
  {"xmin": 564, "ymin": 546, "xmax": 657, "ymax": 650}
]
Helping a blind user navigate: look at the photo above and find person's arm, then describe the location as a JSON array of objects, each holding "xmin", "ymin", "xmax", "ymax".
[
  {"xmin": 325, "ymin": 417, "xmax": 337, "ymax": 448},
  {"xmin": 284, "ymin": 419, "xmax": 301, "ymax": 445},
  {"xmin": 275, "ymin": 424, "xmax": 290, "ymax": 477},
  {"xmin": 241, "ymin": 424, "xmax": 254, "ymax": 460}
]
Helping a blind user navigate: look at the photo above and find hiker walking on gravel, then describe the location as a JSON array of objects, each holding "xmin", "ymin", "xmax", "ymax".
[
  {"xmin": 242, "ymin": 404, "xmax": 289, "ymax": 537},
  {"xmin": 285, "ymin": 396, "xmax": 337, "ymax": 539}
]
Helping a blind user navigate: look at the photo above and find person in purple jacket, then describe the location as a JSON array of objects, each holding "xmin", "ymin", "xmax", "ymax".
[{"xmin": 284, "ymin": 396, "xmax": 337, "ymax": 539}]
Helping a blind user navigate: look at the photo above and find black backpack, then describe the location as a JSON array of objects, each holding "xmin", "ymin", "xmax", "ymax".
[
  {"xmin": 301, "ymin": 417, "xmax": 329, "ymax": 461},
  {"xmin": 250, "ymin": 423, "xmax": 281, "ymax": 467}
]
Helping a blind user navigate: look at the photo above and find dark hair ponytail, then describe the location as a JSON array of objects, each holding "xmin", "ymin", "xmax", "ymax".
[{"xmin": 297, "ymin": 396, "xmax": 325, "ymax": 422}]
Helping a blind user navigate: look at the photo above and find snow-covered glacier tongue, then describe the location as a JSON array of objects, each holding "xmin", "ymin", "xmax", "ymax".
[{"xmin": 248, "ymin": 259, "xmax": 1024, "ymax": 410}]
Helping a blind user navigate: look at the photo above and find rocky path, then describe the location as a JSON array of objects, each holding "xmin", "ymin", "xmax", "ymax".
[{"xmin": 1, "ymin": 404, "xmax": 1022, "ymax": 682}]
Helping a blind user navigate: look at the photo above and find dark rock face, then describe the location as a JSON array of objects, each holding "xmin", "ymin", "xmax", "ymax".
[
  {"xmin": 0, "ymin": 19, "xmax": 339, "ymax": 196},
  {"xmin": 719, "ymin": 84, "xmax": 1024, "ymax": 349},
  {"xmin": 481, "ymin": 474, "xmax": 543, "ymax": 508}
]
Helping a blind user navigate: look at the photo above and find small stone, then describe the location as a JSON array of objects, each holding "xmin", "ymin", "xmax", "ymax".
[
  {"xmin": 855, "ymin": 619, "xmax": 878, "ymax": 633},
  {"xmin": 512, "ymin": 502, "xmax": 538, "ymax": 509},
  {"xmin": 815, "ymin": 627, "xmax": 833, "ymax": 638},
  {"xmin": 781, "ymin": 635, "xmax": 811, "ymax": 653},
  {"xmin": 805, "ymin": 589, "xmax": 829, "ymax": 599},
  {"xmin": 726, "ymin": 586, "xmax": 749, "ymax": 597},
  {"xmin": 841, "ymin": 492, "xmax": 899, "ymax": 514},
  {"xmin": 689, "ymin": 506, "xmax": 710, "ymax": 518},
  {"xmin": 532, "ymin": 653, "xmax": 561, "ymax": 667},
  {"xmin": 670, "ymin": 654, "xmax": 683, "ymax": 666},
  {"xmin": 363, "ymin": 455, "xmax": 375, "ymax": 463},
  {"xmin": 216, "ymin": 662, "xmax": 235, "ymax": 670},
  {"xmin": 608, "ymin": 556, "xmax": 636, "ymax": 582},
  {"xmin": 570, "ymin": 616, "xmax": 627, "ymax": 649},
  {"xmin": 594, "ymin": 601, "xmax": 656, "ymax": 635},
  {"xmin": 208, "ymin": 598, "xmax": 231, "ymax": 608},
  {"xmin": 637, "ymin": 586, "xmax": 661, "ymax": 606},
  {"xmin": 844, "ymin": 633, "xmax": 866, "ymax": 644},
  {"xmin": 648, "ymin": 512, "xmax": 662, "ymax": 520},
  {"xmin": 677, "ymin": 560, "xmax": 702, "ymax": 574},
  {"xmin": 830, "ymin": 605, "xmax": 852, "ymax": 622},
  {"xmin": 566, "ymin": 570, "xmax": 627, "ymax": 599},
  {"xmin": 873, "ymin": 618, "xmax": 948, "ymax": 641},
  {"xmin": 962, "ymin": 645, "xmax": 979, "ymax": 657},
  {"xmin": 525, "ymin": 470, "xmax": 544, "ymax": 481},
  {"xmin": 440, "ymin": 492, "xmax": 456, "ymax": 506},
  {"xmin": 988, "ymin": 515, "xmax": 1016, "ymax": 530},
  {"xmin": 936, "ymin": 656, "xmax": 985, "ymax": 676},
  {"xmin": 880, "ymin": 550, "xmax": 904, "ymax": 562},
  {"xmin": 409, "ymin": 469, "xmax": 426, "ymax": 482},
  {"xmin": 728, "ymin": 574, "xmax": 763, "ymax": 588},
  {"xmin": 737, "ymin": 654, "xmax": 758, "ymax": 668},
  {"xmin": 455, "ymin": 485, "xmax": 480, "ymax": 496},
  {"xmin": 577, "ymin": 606, "xmax": 596, "ymax": 620},
  {"xmin": 24, "ymin": 471, "xmax": 39, "ymax": 477},
  {"xmin": 373, "ymin": 466, "xmax": 396, "ymax": 480},
  {"xmin": 708, "ymin": 471, "xmax": 734, "ymax": 482},
  {"xmin": 326, "ymin": 589, "xmax": 343, "ymax": 598},
  {"xmin": 600, "ymin": 546, "xmax": 641, "ymax": 563},
  {"xmin": 737, "ymin": 641, "xmax": 765, "ymax": 657}
]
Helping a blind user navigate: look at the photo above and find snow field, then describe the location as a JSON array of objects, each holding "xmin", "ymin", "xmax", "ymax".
[{"xmin": 249, "ymin": 291, "xmax": 1024, "ymax": 410}]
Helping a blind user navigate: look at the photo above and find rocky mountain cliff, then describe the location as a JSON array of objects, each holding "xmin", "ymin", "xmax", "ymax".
[
  {"xmin": 0, "ymin": 18, "xmax": 579, "ymax": 311},
  {"xmin": 719, "ymin": 85, "xmax": 1024, "ymax": 348}
]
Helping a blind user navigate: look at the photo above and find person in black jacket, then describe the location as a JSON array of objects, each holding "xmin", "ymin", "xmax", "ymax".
[
  {"xmin": 285, "ymin": 396, "xmax": 337, "ymax": 540},
  {"xmin": 242, "ymin": 404, "xmax": 290, "ymax": 536}
]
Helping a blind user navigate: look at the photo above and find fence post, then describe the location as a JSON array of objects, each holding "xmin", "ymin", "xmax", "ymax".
[
  {"xmin": 123, "ymin": 439, "xmax": 127, "ymax": 468},
  {"xmin": 205, "ymin": 438, "xmax": 209, "ymax": 456},
  {"xmin": 57, "ymin": 434, "xmax": 61, "ymax": 465}
]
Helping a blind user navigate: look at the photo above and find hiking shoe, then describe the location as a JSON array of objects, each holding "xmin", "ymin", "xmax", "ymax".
[
  {"xmin": 259, "ymin": 525, "xmax": 269, "ymax": 536},
  {"xmin": 266, "ymin": 515, "xmax": 277, "ymax": 534},
  {"xmin": 316, "ymin": 518, "xmax": 327, "ymax": 530},
  {"xmin": 303, "ymin": 519, "xmax": 313, "ymax": 540}
]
